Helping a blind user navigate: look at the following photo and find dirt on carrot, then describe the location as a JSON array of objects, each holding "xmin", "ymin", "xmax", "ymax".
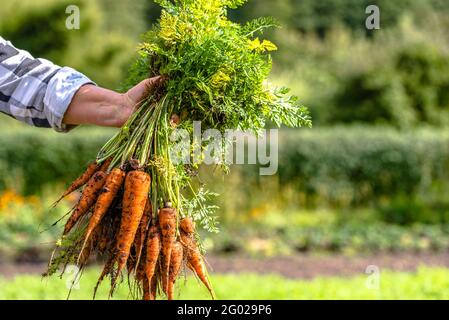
[
  {"xmin": 181, "ymin": 231, "xmax": 215, "ymax": 299},
  {"xmin": 54, "ymin": 161, "xmax": 100, "ymax": 205},
  {"xmin": 113, "ymin": 170, "xmax": 151, "ymax": 288},
  {"xmin": 99, "ymin": 157, "xmax": 113, "ymax": 173},
  {"xmin": 167, "ymin": 241, "xmax": 183, "ymax": 300},
  {"xmin": 180, "ymin": 217, "xmax": 195, "ymax": 234},
  {"xmin": 134, "ymin": 199, "xmax": 152, "ymax": 267},
  {"xmin": 158, "ymin": 205, "xmax": 177, "ymax": 292},
  {"xmin": 63, "ymin": 171, "xmax": 107, "ymax": 235},
  {"xmin": 80, "ymin": 168, "xmax": 126, "ymax": 256},
  {"xmin": 145, "ymin": 225, "xmax": 161, "ymax": 285}
]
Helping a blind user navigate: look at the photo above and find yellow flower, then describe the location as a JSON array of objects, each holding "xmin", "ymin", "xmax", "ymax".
[
  {"xmin": 248, "ymin": 38, "xmax": 278, "ymax": 52},
  {"xmin": 192, "ymin": 0, "xmax": 222, "ymax": 17},
  {"xmin": 137, "ymin": 42, "xmax": 158, "ymax": 53},
  {"xmin": 261, "ymin": 39, "xmax": 278, "ymax": 51},
  {"xmin": 159, "ymin": 11, "xmax": 179, "ymax": 42},
  {"xmin": 248, "ymin": 38, "xmax": 261, "ymax": 51}
]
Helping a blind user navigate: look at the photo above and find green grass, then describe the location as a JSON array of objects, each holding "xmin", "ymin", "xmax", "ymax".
[{"xmin": 0, "ymin": 266, "xmax": 448, "ymax": 299}]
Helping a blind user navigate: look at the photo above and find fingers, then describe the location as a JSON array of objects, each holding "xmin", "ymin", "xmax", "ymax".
[
  {"xmin": 126, "ymin": 75, "xmax": 167, "ymax": 104},
  {"xmin": 144, "ymin": 75, "xmax": 167, "ymax": 92},
  {"xmin": 120, "ymin": 75, "xmax": 167, "ymax": 126}
]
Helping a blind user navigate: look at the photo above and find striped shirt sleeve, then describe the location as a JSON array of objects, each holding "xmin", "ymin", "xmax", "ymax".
[{"xmin": 0, "ymin": 36, "xmax": 95, "ymax": 132}]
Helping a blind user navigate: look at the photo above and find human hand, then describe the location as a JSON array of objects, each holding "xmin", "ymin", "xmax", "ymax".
[
  {"xmin": 116, "ymin": 76, "xmax": 166, "ymax": 127},
  {"xmin": 63, "ymin": 75, "xmax": 165, "ymax": 128}
]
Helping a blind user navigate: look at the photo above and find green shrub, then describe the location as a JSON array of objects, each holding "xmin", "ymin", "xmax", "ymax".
[
  {"xmin": 196, "ymin": 126, "xmax": 449, "ymax": 224},
  {"xmin": 2, "ymin": 126, "xmax": 449, "ymax": 224},
  {"xmin": 227, "ymin": 0, "xmax": 449, "ymax": 36},
  {"xmin": 332, "ymin": 43, "xmax": 449, "ymax": 127},
  {"xmin": 378, "ymin": 196, "xmax": 449, "ymax": 225},
  {"xmin": 0, "ymin": 0, "xmax": 146, "ymax": 88},
  {"xmin": 203, "ymin": 210, "xmax": 449, "ymax": 256},
  {"xmin": 0, "ymin": 127, "xmax": 113, "ymax": 194},
  {"xmin": 0, "ymin": 193, "xmax": 71, "ymax": 262},
  {"xmin": 269, "ymin": 11, "xmax": 449, "ymax": 127},
  {"xmin": 279, "ymin": 127, "xmax": 449, "ymax": 207}
]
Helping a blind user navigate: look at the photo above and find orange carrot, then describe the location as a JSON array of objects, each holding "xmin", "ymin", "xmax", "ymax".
[
  {"xmin": 114, "ymin": 170, "xmax": 151, "ymax": 284},
  {"xmin": 180, "ymin": 217, "xmax": 195, "ymax": 234},
  {"xmin": 134, "ymin": 199, "xmax": 152, "ymax": 267},
  {"xmin": 63, "ymin": 171, "xmax": 107, "ymax": 235},
  {"xmin": 181, "ymin": 231, "xmax": 215, "ymax": 299},
  {"xmin": 79, "ymin": 168, "xmax": 125, "ymax": 258},
  {"xmin": 167, "ymin": 241, "xmax": 183, "ymax": 300},
  {"xmin": 53, "ymin": 161, "xmax": 100, "ymax": 205},
  {"xmin": 98, "ymin": 157, "xmax": 113, "ymax": 173},
  {"xmin": 145, "ymin": 225, "xmax": 161, "ymax": 285},
  {"xmin": 158, "ymin": 205, "xmax": 177, "ymax": 291},
  {"xmin": 136, "ymin": 251, "xmax": 147, "ymax": 283}
]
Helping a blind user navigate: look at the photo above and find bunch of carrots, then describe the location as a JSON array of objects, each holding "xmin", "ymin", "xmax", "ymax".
[
  {"xmin": 45, "ymin": 0, "xmax": 310, "ymax": 300},
  {"xmin": 46, "ymin": 156, "xmax": 214, "ymax": 300}
]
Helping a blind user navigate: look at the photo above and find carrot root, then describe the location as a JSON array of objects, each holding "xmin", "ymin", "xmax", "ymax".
[
  {"xmin": 111, "ymin": 170, "xmax": 151, "ymax": 291},
  {"xmin": 63, "ymin": 171, "xmax": 107, "ymax": 235},
  {"xmin": 158, "ymin": 206, "xmax": 177, "ymax": 292}
]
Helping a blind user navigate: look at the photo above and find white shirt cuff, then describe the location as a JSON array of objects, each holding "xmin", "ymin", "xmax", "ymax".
[{"xmin": 43, "ymin": 66, "xmax": 95, "ymax": 132}]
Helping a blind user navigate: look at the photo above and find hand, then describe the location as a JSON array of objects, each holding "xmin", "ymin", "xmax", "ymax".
[
  {"xmin": 63, "ymin": 75, "xmax": 165, "ymax": 127},
  {"xmin": 118, "ymin": 76, "xmax": 166, "ymax": 126}
]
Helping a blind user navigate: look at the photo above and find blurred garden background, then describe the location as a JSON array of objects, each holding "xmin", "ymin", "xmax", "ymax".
[{"xmin": 1, "ymin": 0, "xmax": 449, "ymax": 299}]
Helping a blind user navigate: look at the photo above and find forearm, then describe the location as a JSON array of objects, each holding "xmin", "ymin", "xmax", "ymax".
[
  {"xmin": 63, "ymin": 76, "xmax": 165, "ymax": 127},
  {"xmin": 0, "ymin": 36, "xmax": 94, "ymax": 132},
  {"xmin": 63, "ymin": 84, "xmax": 128, "ymax": 127},
  {"xmin": 1, "ymin": 36, "xmax": 164, "ymax": 130}
]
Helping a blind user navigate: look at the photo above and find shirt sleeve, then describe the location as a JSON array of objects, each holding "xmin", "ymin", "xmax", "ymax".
[{"xmin": 0, "ymin": 36, "xmax": 95, "ymax": 132}]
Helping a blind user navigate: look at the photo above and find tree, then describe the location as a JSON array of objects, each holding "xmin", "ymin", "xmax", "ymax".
[{"xmin": 0, "ymin": 0, "xmax": 147, "ymax": 88}]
